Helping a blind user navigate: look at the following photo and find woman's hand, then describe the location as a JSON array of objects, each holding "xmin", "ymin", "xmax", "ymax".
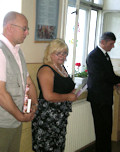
[
  {"xmin": 71, "ymin": 89, "xmax": 76, "ymax": 94},
  {"xmin": 31, "ymin": 103, "xmax": 38, "ymax": 112},
  {"xmin": 67, "ymin": 92, "xmax": 77, "ymax": 102}
]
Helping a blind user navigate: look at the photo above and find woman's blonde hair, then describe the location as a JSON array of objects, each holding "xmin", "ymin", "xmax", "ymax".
[{"xmin": 43, "ymin": 38, "xmax": 68, "ymax": 64}]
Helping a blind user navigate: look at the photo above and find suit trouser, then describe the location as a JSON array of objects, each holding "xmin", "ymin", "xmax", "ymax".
[
  {"xmin": 0, "ymin": 124, "xmax": 22, "ymax": 152},
  {"xmin": 90, "ymin": 102, "xmax": 112, "ymax": 152}
]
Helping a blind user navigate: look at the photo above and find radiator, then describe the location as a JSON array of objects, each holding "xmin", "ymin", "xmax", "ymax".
[{"xmin": 64, "ymin": 100, "xmax": 95, "ymax": 152}]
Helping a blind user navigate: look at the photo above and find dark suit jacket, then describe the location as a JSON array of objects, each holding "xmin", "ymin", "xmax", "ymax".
[{"xmin": 86, "ymin": 46, "xmax": 120, "ymax": 105}]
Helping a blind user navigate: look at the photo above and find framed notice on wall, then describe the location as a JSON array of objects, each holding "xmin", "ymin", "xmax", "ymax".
[{"xmin": 35, "ymin": 0, "xmax": 59, "ymax": 42}]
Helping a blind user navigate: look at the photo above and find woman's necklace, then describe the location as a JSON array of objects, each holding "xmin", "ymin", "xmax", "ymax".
[{"xmin": 53, "ymin": 64, "xmax": 68, "ymax": 77}]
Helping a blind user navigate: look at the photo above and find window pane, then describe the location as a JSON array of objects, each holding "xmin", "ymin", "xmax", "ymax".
[
  {"xmin": 88, "ymin": 10, "xmax": 97, "ymax": 54},
  {"xmin": 81, "ymin": 0, "xmax": 91, "ymax": 2},
  {"xmin": 68, "ymin": 0, "xmax": 76, "ymax": 7},
  {"xmin": 94, "ymin": 0, "xmax": 103, "ymax": 5},
  {"xmin": 75, "ymin": 9, "xmax": 89, "ymax": 72},
  {"xmin": 65, "ymin": 1, "xmax": 101, "ymax": 76},
  {"xmin": 0, "ymin": 0, "xmax": 21, "ymax": 33},
  {"xmin": 65, "ymin": 6, "xmax": 76, "ymax": 75},
  {"xmin": 65, "ymin": 7, "xmax": 89, "ymax": 75}
]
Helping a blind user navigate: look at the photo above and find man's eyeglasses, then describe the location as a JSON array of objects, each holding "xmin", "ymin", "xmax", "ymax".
[
  {"xmin": 11, "ymin": 24, "xmax": 29, "ymax": 32},
  {"xmin": 54, "ymin": 51, "xmax": 68, "ymax": 57}
]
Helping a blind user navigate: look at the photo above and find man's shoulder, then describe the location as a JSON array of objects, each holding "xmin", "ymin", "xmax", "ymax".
[
  {"xmin": 92, "ymin": 46, "xmax": 101, "ymax": 52},
  {"xmin": 88, "ymin": 47, "xmax": 98, "ymax": 56},
  {"xmin": 90, "ymin": 46, "xmax": 102, "ymax": 56},
  {"xmin": 87, "ymin": 47, "xmax": 103, "ymax": 63}
]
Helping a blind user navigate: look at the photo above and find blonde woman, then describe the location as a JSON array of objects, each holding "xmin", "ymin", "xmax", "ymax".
[{"xmin": 32, "ymin": 39, "xmax": 77, "ymax": 152}]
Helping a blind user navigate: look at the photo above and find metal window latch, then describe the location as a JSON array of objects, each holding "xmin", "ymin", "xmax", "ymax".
[{"xmin": 71, "ymin": 10, "xmax": 78, "ymax": 15}]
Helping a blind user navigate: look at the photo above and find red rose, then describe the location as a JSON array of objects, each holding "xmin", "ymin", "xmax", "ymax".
[
  {"xmin": 85, "ymin": 69, "xmax": 88, "ymax": 72},
  {"xmin": 75, "ymin": 63, "xmax": 81, "ymax": 67}
]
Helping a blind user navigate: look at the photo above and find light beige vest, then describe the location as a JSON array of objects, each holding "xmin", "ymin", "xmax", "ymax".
[{"xmin": 0, "ymin": 41, "xmax": 27, "ymax": 128}]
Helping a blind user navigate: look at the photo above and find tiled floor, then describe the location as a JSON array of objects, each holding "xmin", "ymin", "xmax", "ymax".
[{"xmin": 79, "ymin": 141, "xmax": 120, "ymax": 152}]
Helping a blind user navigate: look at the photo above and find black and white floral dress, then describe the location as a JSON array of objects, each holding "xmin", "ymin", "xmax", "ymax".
[{"xmin": 32, "ymin": 65, "xmax": 75, "ymax": 152}]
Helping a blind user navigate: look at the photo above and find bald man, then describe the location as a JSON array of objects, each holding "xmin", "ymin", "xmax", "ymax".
[{"xmin": 0, "ymin": 11, "xmax": 38, "ymax": 152}]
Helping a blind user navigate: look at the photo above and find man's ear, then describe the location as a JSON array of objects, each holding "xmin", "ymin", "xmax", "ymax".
[
  {"xmin": 101, "ymin": 39, "xmax": 107, "ymax": 45},
  {"xmin": 7, "ymin": 24, "xmax": 13, "ymax": 32},
  {"xmin": 7, "ymin": 24, "xmax": 12, "ymax": 31}
]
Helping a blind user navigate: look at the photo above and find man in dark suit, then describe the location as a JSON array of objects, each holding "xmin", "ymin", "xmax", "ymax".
[{"xmin": 86, "ymin": 32, "xmax": 120, "ymax": 152}]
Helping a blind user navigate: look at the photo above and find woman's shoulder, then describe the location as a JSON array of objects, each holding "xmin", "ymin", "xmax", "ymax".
[
  {"xmin": 38, "ymin": 64, "xmax": 55, "ymax": 71},
  {"xmin": 37, "ymin": 64, "xmax": 55, "ymax": 75}
]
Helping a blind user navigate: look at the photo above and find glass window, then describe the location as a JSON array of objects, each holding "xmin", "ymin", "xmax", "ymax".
[
  {"xmin": 75, "ymin": 8, "xmax": 89, "ymax": 72},
  {"xmin": 64, "ymin": 6, "xmax": 76, "ymax": 75},
  {"xmin": 65, "ymin": 7, "xmax": 89, "ymax": 75},
  {"xmin": 94, "ymin": 0, "xmax": 103, "ymax": 5},
  {"xmin": 60, "ymin": 0, "xmax": 103, "ymax": 82},
  {"xmin": 88, "ymin": 10, "xmax": 98, "ymax": 54},
  {"xmin": 68, "ymin": 0, "xmax": 76, "ymax": 7},
  {"xmin": 65, "ymin": 0, "xmax": 102, "ymax": 78},
  {"xmin": 0, "ymin": 0, "xmax": 21, "ymax": 33},
  {"xmin": 82, "ymin": 0, "xmax": 91, "ymax": 2}
]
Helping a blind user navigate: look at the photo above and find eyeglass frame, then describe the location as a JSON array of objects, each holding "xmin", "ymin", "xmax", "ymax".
[
  {"xmin": 54, "ymin": 51, "xmax": 68, "ymax": 57},
  {"xmin": 11, "ymin": 24, "xmax": 29, "ymax": 32}
]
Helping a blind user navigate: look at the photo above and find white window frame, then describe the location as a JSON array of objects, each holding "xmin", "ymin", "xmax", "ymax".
[{"xmin": 58, "ymin": 0, "xmax": 103, "ymax": 79}]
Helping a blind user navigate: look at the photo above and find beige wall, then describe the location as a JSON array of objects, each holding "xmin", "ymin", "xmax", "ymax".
[
  {"xmin": 20, "ymin": 0, "xmax": 63, "ymax": 63},
  {"xmin": 21, "ymin": 0, "xmax": 49, "ymax": 63}
]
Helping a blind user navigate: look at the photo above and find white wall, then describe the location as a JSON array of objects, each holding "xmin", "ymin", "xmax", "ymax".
[
  {"xmin": 103, "ymin": 0, "xmax": 120, "ymax": 10},
  {"xmin": 102, "ymin": 12, "xmax": 120, "ymax": 59},
  {"xmin": 102, "ymin": 0, "xmax": 120, "ymax": 59}
]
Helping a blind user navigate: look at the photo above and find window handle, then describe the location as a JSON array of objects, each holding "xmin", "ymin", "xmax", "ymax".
[{"xmin": 71, "ymin": 10, "xmax": 78, "ymax": 15}]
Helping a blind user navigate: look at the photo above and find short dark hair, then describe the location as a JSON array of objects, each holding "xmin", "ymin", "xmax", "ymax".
[{"xmin": 100, "ymin": 32, "xmax": 116, "ymax": 42}]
